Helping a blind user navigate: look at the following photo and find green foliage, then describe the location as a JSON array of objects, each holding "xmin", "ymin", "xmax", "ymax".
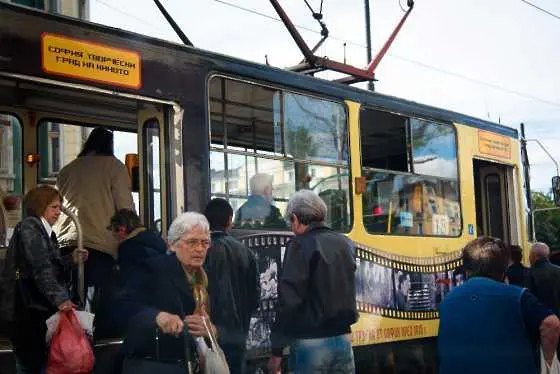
[{"xmin": 532, "ymin": 191, "xmax": 560, "ymax": 250}]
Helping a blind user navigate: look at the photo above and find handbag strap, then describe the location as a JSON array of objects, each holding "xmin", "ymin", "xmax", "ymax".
[{"xmin": 201, "ymin": 316, "xmax": 219, "ymax": 351}]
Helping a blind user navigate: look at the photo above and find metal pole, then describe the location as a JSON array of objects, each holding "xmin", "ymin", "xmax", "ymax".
[
  {"xmin": 364, "ymin": 0, "xmax": 374, "ymax": 91},
  {"xmin": 526, "ymin": 138, "xmax": 560, "ymax": 177},
  {"xmin": 61, "ymin": 206, "xmax": 85, "ymax": 307}
]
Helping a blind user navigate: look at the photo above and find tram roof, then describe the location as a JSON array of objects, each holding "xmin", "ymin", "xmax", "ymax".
[{"xmin": 0, "ymin": 1, "xmax": 518, "ymax": 139}]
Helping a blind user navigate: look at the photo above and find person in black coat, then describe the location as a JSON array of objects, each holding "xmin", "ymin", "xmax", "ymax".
[
  {"xmin": 118, "ymin": 212, "xmax": 218, "ymax": 372},
  {"xmin": 506, "ymin": 245, "xmax": 530, "ymax": 287},
  {"xmin": 204, "ymin": 198, "xmax": 259, "ymax": 374},
  {"xmin": 5, "ymin": 186, "xmax": 87, "ymax": 374},
  {"xmin": 529, "ymin": 242, "xmax": 560, "ymax": 315},
  {"xmin": 94, "ymin": 208, "xmax": 167, "ymax": 339}
]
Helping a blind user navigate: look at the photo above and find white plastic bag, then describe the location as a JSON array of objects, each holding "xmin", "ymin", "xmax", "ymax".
[
  {"xmin": 45, "ymin": 310, "xmax": 94, "ymax": 343},
  {"xmin": 197, "ymin": 317, "xmax": 229, "ymax": 374},
  {"xmin": 540, "ymin": 347, "xmax": 560, "ymax": 374}
]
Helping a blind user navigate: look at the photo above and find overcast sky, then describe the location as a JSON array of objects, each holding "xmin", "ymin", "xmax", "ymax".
[{"xmin": 90, "ymin": 0, "xmax": 560, "ymax": 192}]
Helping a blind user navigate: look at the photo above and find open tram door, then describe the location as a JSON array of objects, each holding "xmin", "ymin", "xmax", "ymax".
[{"xmin": 473, "ymin": 159, "xmax": 519, "ymax": 244}]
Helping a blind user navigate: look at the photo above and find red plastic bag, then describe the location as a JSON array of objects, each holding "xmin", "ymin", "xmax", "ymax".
[{"xmin": 46, "ymin": 310, "xmax": 95, "ymax": 374}]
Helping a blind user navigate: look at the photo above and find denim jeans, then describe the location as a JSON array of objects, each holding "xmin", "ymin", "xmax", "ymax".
[{"xmin": 288, "ymin": 334, "xmax": 355, "ymax": 374}]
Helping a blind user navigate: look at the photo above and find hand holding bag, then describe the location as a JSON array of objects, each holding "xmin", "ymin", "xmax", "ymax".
[
  {"xmin": 200, "ymin": 316, "xmax": 230, "ymax": 374},
  {"xmin": 46, "ymin": 309, "xmax": 95, "ymax": 374}
]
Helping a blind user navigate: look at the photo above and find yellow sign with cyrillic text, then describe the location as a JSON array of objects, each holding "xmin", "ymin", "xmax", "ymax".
[
  {"xmin": 41, "ymin": 33, "xmax": 141, "ymax": 89},
  {"xmin": 478, "ymin": 130, "xmax": 512, "ymax": 159}
]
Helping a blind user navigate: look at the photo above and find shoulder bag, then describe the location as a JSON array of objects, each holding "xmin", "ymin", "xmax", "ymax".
[
  {"xmin": 121, "ymin": 328, "xmax": 194, "ymax": 374},
  {"xmin": 200, "ymin": 316, "xmax": 230, "ymax": 374}
]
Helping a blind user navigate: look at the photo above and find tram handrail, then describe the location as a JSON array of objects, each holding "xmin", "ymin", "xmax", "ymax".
[{"xmin": 60, "ymin": 206, "xmax": 85, "ymax": 306}]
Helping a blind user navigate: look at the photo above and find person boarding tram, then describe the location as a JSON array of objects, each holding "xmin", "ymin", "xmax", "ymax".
[{"xmin": 55, "ymin": 127, "xmax": 135, "ymax": 315}]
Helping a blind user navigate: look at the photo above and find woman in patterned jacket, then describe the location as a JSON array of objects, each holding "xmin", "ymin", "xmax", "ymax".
[{"xmin": 7, "ymin": 185, "xmax": 88, "ymax": 374}]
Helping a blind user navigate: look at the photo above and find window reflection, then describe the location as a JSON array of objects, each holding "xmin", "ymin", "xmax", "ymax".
[
  {"xmin": 284, "ymin": 93, "xmax": 348, "ymax": 165},
  {"xmin": 411, "ymin": 119, "xmax": 457, "ymax": 179},
  {"xmin": 362, "ymin": 170, "xmax": 460, "ymax": 236},
  {"xmin": 209, "ymin": 76, "xmax": 351, "ymax": 232}
]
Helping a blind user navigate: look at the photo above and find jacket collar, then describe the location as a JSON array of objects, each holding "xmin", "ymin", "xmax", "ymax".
[
  {"xmin": 305, "ymin": 221, "xmax": 329, "ymax": 233},
  {"xmin": 124, "ymin": 227, "xmax": 146, "ymax": 241},
  {"xmin": 534, "ymin": 258, "xmax": 551, "ymax": 268}
]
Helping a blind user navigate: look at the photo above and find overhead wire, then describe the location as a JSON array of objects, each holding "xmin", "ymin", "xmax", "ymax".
[
  {"xmin": 94, "ymin": 0, "xmax": 172, "ymax": 34},
  {"xmin": 213, "ymin": 0, "xmax": 560, "ymax": 109},
  {"xmin": 93, "ymin": 0, "xmax": 560, "ymax": 110},
  {"xmin": 520, "ymin": 0, "xmax": 560, "ymax": 20}
]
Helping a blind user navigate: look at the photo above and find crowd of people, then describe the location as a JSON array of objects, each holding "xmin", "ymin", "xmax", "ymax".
[
  {"xmin": 438, "ymin": 239, "xmax": 560, "ymax": 374},
  {"xmin": 5, "ymin": 127, "xmax": 560, "ymax": 374},
  {"xmin": 0, "ymin": 127, "xmax": 358, "ymax": 374}
]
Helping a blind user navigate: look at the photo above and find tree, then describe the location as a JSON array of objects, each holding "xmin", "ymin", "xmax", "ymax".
[{"xmin": 532, "ymin": 191, "xmax": 560, "ymax": 251}]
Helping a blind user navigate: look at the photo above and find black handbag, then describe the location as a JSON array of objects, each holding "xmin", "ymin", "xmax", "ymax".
[
  {"xmin": 0, "ymin": 223, "xmax": 27, "ymax": 324},
  {"xmin": 0, "ymin": 223, "xmax": 52, "ymax": 329},
  {"xmin": 121, "ymin": 329, "xmax": 194, "ymax": 374}
]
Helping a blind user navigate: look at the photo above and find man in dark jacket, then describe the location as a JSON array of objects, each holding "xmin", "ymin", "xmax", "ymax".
[
  {"xmin": 109, "ymin": 209, "xmax": 167, "ymax": 277},
  {"xmin": 95, "ymin": 208, "xmax": 166, "ymax": 339},
  {"xmin": 204, "ymin": 198, "xmax": 259, "ymax": 374},
  {"xmin": 268, "ymin": 190, "xmax": 358, "ymax": 374},
  {"xmin": 529, "ymin": 242, "xmax": 560, "ymax": 315},
  {"xmin": 506, "ymin": 245, "xmax": 530, "ymax": 287}
]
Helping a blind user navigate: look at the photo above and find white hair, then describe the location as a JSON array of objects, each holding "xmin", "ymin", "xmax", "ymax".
[
  {"xmin": 531, "ymin": 242, "xmax": 550, "ymax": 260},
  {"xmin": 286, "ymin": 189, "xmax": 327, "ymax": 225},
  {"xmin": 167, "ymin": 212, "xmax": 209, "ymax": 244},
  {"xmin": 250, "ymin": 173, "xmax": 273, "ymax": 195}
]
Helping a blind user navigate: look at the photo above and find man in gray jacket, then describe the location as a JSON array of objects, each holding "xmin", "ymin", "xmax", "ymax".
[{"xmin": 268, "ymin": 190, "xmax": 358, "ymax": 374}]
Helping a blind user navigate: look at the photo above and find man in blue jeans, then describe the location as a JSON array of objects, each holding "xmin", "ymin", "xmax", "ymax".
[{"xmin": 267, "ymin": 190, "xmax": 358, "ymax": 374}]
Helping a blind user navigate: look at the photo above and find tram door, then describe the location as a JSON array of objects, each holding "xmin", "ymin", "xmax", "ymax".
[{"xmin": 473, "ymin": 159, "xmax": 518, "ymax": 244}]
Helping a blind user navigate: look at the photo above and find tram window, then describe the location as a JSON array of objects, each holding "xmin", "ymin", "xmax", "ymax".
[
  {"xmin": 359, "ymin": 108, "xmax": 460, "ymax": 237},
  {"xmin": 362, "ymin": 171, "xmax": 460, "ymax": 236},
  {"xmin": 209, "ymin": 78, "xmax": 282, "ymax": 155},
  {"xmin": 142, "ymin": 119, "xmax": 162, "ymax": 230},
  {"xmin": 284, "ymin": 93, "xmax": 348, "ymax": 164},
  {"xmin": 411, "ymin": 119, "xmax": 457, "ymax": 179},
  {"xmin": 0, "ymin": 113, "xmax": 23, "ymax": 245},
  {"xmin": 209, "ymin": 76, "xmax": 351, "ymax": 232},
  {"xmin": 0, "ymin": 114, "xmax": 22, "ymax": 195},
  {"xmin": 360, "ymin": 108, "xmax": 408, "ymax": 172}
]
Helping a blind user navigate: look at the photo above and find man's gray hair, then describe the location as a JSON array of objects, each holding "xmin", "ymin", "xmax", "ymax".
[
  {"xmin": 531, "ymin": 242, "xmax": 550, "ymax": 260},
  {"xmin": 167, "ymin": 212, "xmax": 209, "ymax": 244},
  {"xmin": 250, "ymin": 173, "xmax": 273, "ymax": 195},
  {"xmin": 286, "ymin": 189, "xmax": 327, "ymax": 225}
]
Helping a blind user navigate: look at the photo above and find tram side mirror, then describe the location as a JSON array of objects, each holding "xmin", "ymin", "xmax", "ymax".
[
  {"xmin": 125, "ymin": 153, "xmax": 140, "ymax": 193},
  {"xmin": 553, "ymin": 176, "xmax": 560, "ymax": 206}
]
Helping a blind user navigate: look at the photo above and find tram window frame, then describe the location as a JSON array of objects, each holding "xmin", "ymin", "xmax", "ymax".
[
  {"xmin": 208, "ymin": 75, "xmax": 352, "ymax": 233},
  {"xmin": 0, "ymin": 113, "xmax": 23, "ymax": 246},
  {"xmin": 359, "ymin": 107, "xmax": 461, "ymax": 237},
  {"xmin": 142, "ymin": 118, "xmax": 163, "ymax": 232},
  {"xmin": 0, "ymin": 113, "xmax": 23, "ymax": 196}
]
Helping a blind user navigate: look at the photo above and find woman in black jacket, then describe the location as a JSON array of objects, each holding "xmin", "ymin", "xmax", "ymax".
[
  {"xmin": 119, "ymin": 212, "xmax": 219, "ymax": 372},
  {"xmin": 7, "ymin": 185, "xmax": 88, "ymax": 374}
]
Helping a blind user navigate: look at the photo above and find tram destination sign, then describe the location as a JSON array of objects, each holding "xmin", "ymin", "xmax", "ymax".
[
  {"xmin": 478, "ymin": 130, "xmax": 512, "ymax": 159},
  {"xmin": 41, "ymin": 33, "xmax": 141, "ymax": 89}
]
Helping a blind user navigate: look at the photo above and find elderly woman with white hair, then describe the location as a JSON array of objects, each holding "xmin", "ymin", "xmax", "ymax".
[{"xmin": 118, "ymin": 212, "xmax": 219, "ymax": 373}]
